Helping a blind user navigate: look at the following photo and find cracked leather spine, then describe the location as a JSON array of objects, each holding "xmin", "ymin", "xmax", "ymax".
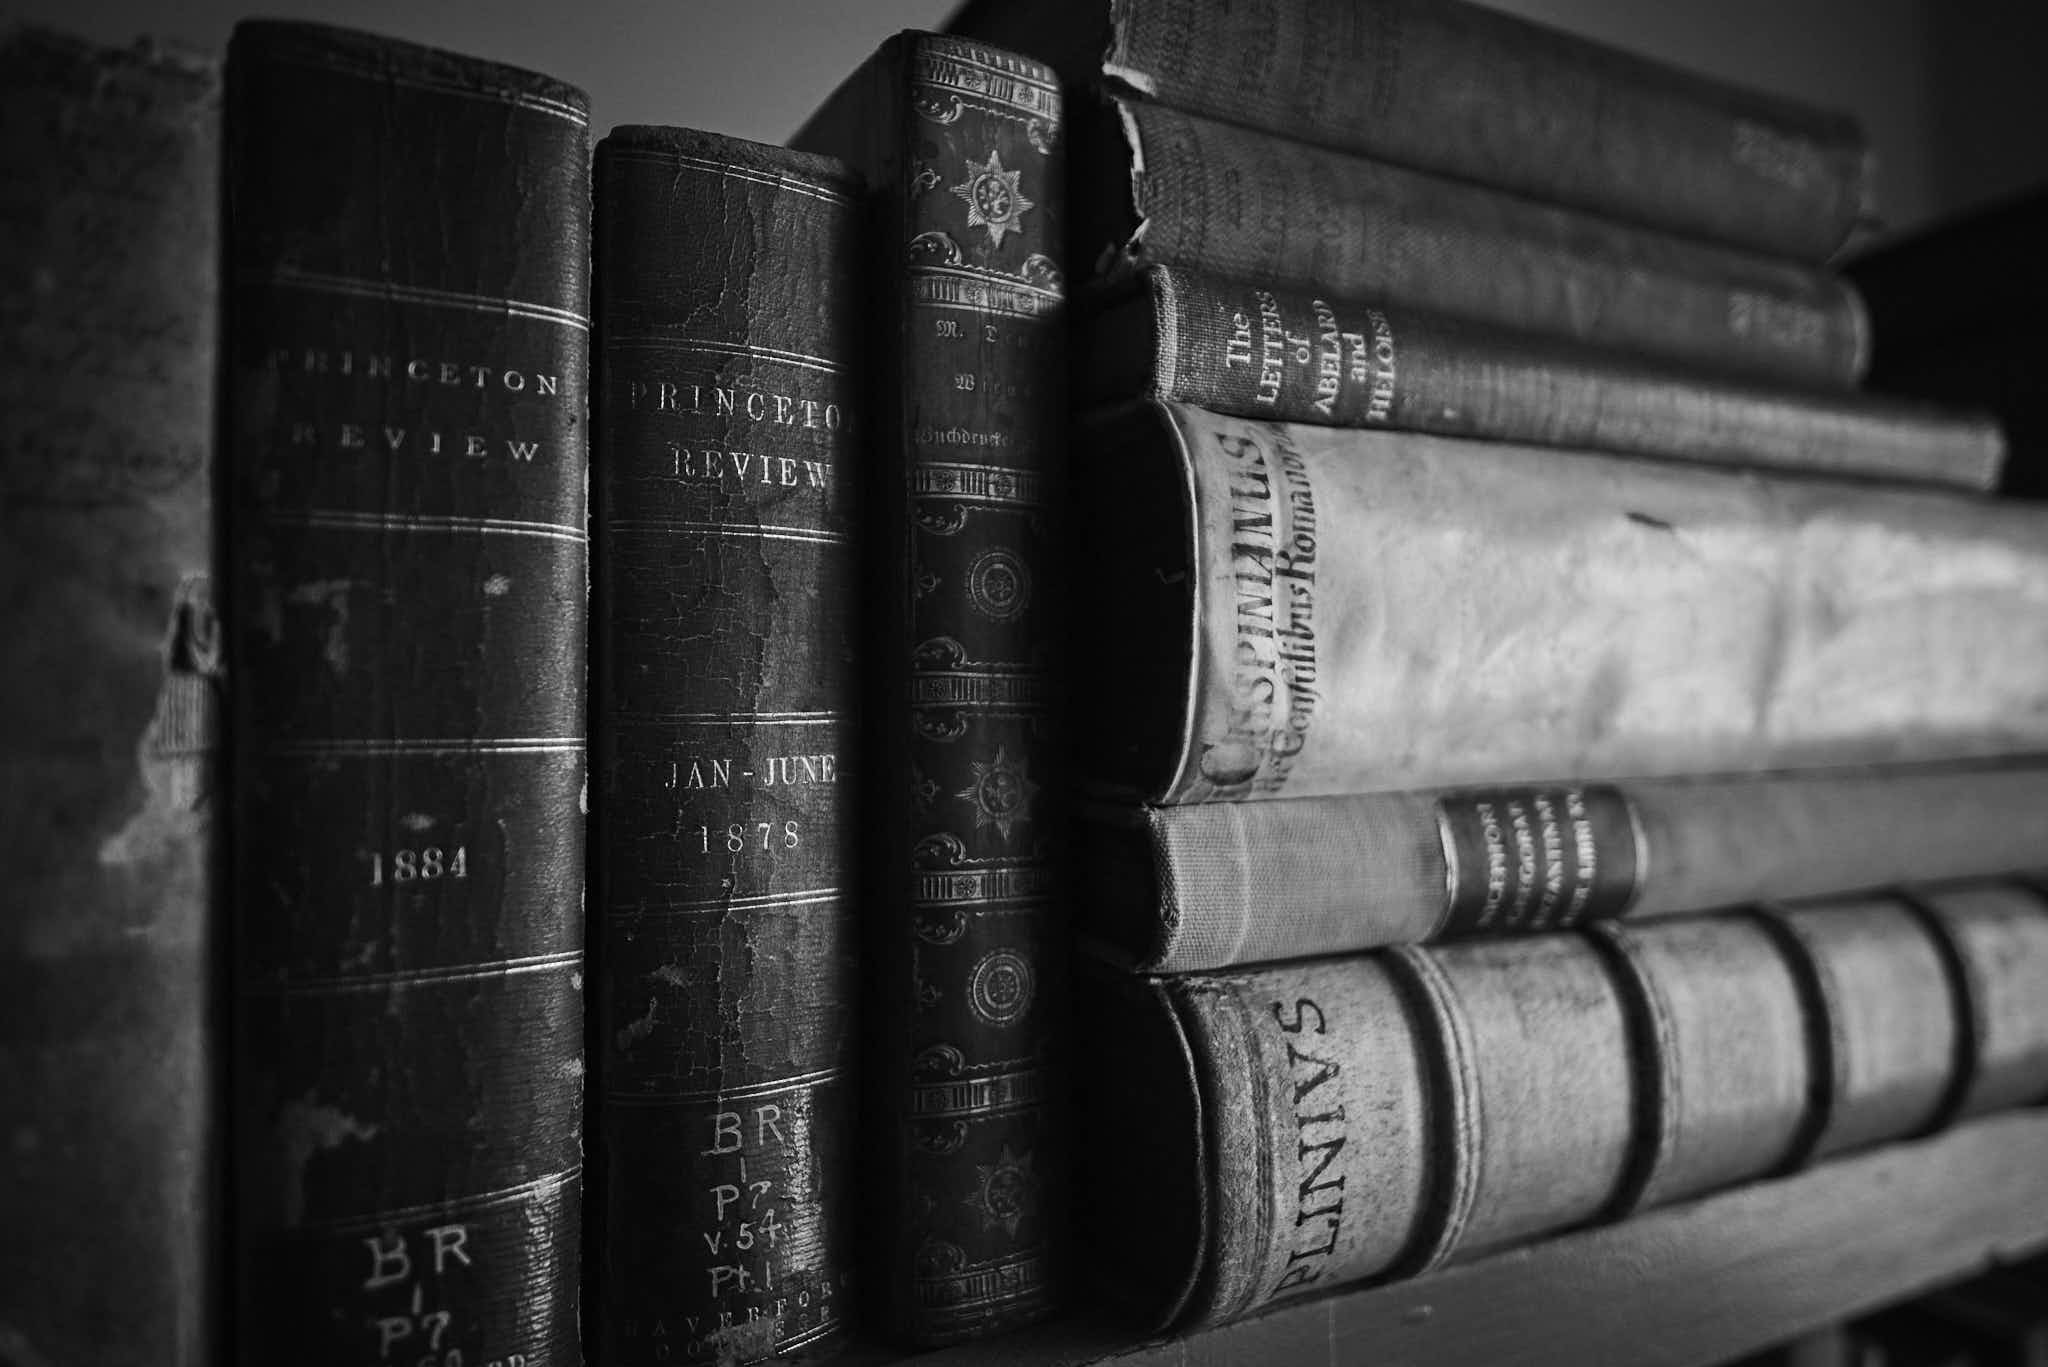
[
  {"xmin": 591, "ymin": 127, "xmax": 862, "ymax": 1366},
  {"xmin": 225, "ymin": 23, "xmax": 588, "ymax": 1362},
  {"xmin": 793, "ymin": 31, "xmax": 1068, "ymax": 1345},
  {"xmin": 0, "ymin": 28, "xmax": 221, "ymax": 1366}
]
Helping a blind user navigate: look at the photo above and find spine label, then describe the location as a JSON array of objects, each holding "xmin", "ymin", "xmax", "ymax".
[{"xmin": 1437, "ymin": 786, "xmax": 1642, "ymax": 936}]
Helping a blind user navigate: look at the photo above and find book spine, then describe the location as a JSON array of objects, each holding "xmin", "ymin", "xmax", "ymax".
[
  {"xmin": 591, "ymin": 129, "xmax": 862, "ymax": 1365},
  {"xmin": 1105, "ymin": 103, "xmax": 1868, "ymax": 387},
  {"xmin": 1097, "ymin": 885, "xmax": 2048, "ymax": 1330},
  {"xmin": 1097, "ymin": 0, "xmax": 1868, "ymax": 261},
  {"xmin": 1106, "ymin": 403, "xmax": 2048, "ymax": 804},
  {"xmin": 1112, "ymin": 764, "xmax": 2048, "ymax": 971},
  {"xmin": 0, "ymin": 29, "xmax": 220, "ymax": 1366},
  {"xmin": 877, "ymin": 35, "xmax": 1069, "ymax": 1345},
  {"xmin": 226, "ymin": 24, "xmax": 588, "ymax": 1362},
  {"xmin": 1080, "ymin": 266, "xmax": 2001, "ymax": 491}
]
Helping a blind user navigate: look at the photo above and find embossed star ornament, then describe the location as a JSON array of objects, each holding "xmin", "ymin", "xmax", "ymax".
[
  {"xmin": 951, "ymin": 150, "xmax": 1033, "ymax": 249},
  {"xmin": 956, "ymin": 746, "xmax": 1038, "ymax": 842},
  {"xmin": 965, "ymin": 1144, "xmax": 1037, "ymax": 1237}
]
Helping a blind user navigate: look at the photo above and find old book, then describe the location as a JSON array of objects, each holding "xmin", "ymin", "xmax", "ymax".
[
  {"xmin": 1081, "ymin": 883, "xmax": 2048, "ymax": 1331},
  {"xmin": 792, "ymin": 32, "xmax": 1067, "ymax": 1345},
  {"xmin": 591, "ymin": 127, "xmax": 861, "ymax": 1365},
  {"xmin": 0, "ymin": 26, "xmax": 220, "ymax": 1367},
  {"xmin": 1066, "ymin": 100, "xmax": 1868, "ymax": 388},
  {"xmin": 226, "ymin": 24, "xmax": 589, "ymax": 1361},
  {"xmin": 1082, "ymin": 401, "xmax": 2048, "ymax": 805},
  {"xmin": 948, "ymin": 0, "xmax": 1870, "ymax": 262},
  {"xmin": 1078, "ymin": 265, "xmax": 2002, "ymax": 491},
  {"xmin": 1085, "ymin": 759, "xmax": 2048, "ymax": 972}
]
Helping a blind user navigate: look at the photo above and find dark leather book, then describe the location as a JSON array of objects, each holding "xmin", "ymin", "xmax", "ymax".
[
  {"xmin": 1078, "ymin": 264, "xmax": 2003, "ymax": 491},
  {"xmin": 591, "ymin": 127, "xmax": 862, "ymax": 1365},
  {"xmin": 1066, "ymin": 99, "xmax": 1869, "ymax": 388},
  {"xmin": 792, "ymin": 32, "xmax": 1068, "ymax": 1346},
  {"xmin": 1081, "ymin": 882, "xmax": 2048, "ymax": 1331},
  {"xmin": 225, "ymin": 23, "xmax": 588, "ymax": 1361},
  {"xmin": 1078, "ymin": 402, "xmax": 2048, "ymax": 806},
  {"xmin": 1082, "ymin": 760, "xmax": 2048, "ymax": 972},
  {"xmin": 0, "ymin": 26, "xmax": 221, "ymax": 1366},
  {"xmin": 948, "ymin": 0, "xmax": 1871, "ymax": 262}
]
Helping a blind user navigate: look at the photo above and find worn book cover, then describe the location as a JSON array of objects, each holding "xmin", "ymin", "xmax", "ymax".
[
  {"xmin": 227, "ymin": 23, "xmax": 589, "ymax": 1360},
  {"xmin": 1083, "ymin": 760, "xmax": 2048, "ymax": 971},
  {"xmin": 592, "ymin": 127, "xmax": 862, "ymax": 1365},
  {"xmin": 1077, "ymin": 264, "xmax": 2001, "ymax": 490},
  {"xmin": 949, "ymin": 0, "xmax": 1871, "ymax": 260},
  {"xmin": 1081, "ymin": 402, "xmax": 2048, "ymax": 805},
  {"xmin": 1080, "ymin": 884, "xmax": 2048, "ymax": 1330},
  {"xmin": 0, "ymin": 26, "xmax": 220, "ymax": 1366},
  {"xmin": 793, "ymin": 32, "xmax": 1068, "ymax": 1345}
]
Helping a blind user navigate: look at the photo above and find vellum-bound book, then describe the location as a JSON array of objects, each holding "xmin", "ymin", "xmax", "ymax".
[{"xmin": 1079, "ymin": 401, "xmax": 2048, "ymax": 805}]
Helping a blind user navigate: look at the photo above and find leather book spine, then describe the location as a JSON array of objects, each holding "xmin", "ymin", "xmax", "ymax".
[
  {"xmin": 1089, "ymin": 402, "xmax": 2048, "ymax": 804},
  {"xmin": 1911, "ymin": 884, "xmax": 2048, "ymax": 1120},
  {"xmin": 1095, "ymin": 102, "xmax": 1868, "ymax": 388},
  {"xmin": 796, "ymin": 32, "xmax": 1068, "ymax": 1345},
  {"xmin": 1752, "ymin": 898, "xmax": 1959, "ymax": 1159},
  {"xmin": 1105, "ymin": 762, "xmax": 2048, "ymax": 971},
  {"xmin": 1078, "ymin": 265, "xmax": 2002, "ymax": 491},
  {"xmin": 225, "ymin": 24, "xmax": 588, "ymax": 1361},
  {"xmin": 591, "ymin": 128, "xmax": 862, "ymax": 1365},
  {"xmin": 0, "ymin": 29, "xmax": 220, "ymax": 1366},
  {"xmin": 1086, "ymin": 884, "xmax": 2048, "ymax": 1331},
  {"xmin": 948, "ymin": 0, "xmax": 1870, "ymax": 261}
]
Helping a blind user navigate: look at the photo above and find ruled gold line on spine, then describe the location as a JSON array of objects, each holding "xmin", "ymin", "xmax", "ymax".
[
  {"xmin": 909, "ymin": 263, "xmax": 1062, "ymax": 302},
  {"xmin": 606, "ymin": 519, "xmax": 851, "ymax": 546},
  {"xmin": 605, "ymin": 1064, "xmax": 851, "ymax": 1106},
  {"xmin": 264, "ymin": 738, "xmax": 585, "ymax": 758},
  {"xmin": 913, "ymin": 43, "xmax": 1061, "ymax": 99},
  {"xmin": 915, "ymin": 1251, "xmax": 1050, "ymax": 1317},
  {"xmin": 261, "ymin": 48, "xmax": 590, "ymax": 126},
  {"xmin": 775, "ymin": 1319, "xmax": 846, "ymax": 1354},
  {"xmin": 285, "ymin": 1166, "xmax": 583, "ymax": 1237},
  {"xmin": 602, "ymin": 147, "xmax": 856, "ymax": 205},
  {"xmin": 603, "ymin": 334, "xmax": 845, "ymax": 374},
  {"xmin": 265, "ymin": 510, "xmax": 588, "ymax": 543},
  {"xmin": 255, "ymin": 949, "xmax": 583, "ymax": 996},
  {"xmin": 611, "ymin": 710, "xmax": 851, "ymax": 725},
  {"xmin": 906, "ymin": 1064, "xmax": 1047, "ymax": 1119},
  {"xmin": 241, "ymin": 264, "xmax": 591, "ymax": 330},
  {"xmin": 606, "ymin": 888, "xmax": 848, "ymax": 917}
]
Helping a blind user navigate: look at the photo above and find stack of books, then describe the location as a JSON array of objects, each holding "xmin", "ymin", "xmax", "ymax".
[
  {"xmin": 947, "ymin": 0, "xmax": 2048, "ymax": 1337},
  {"xmin": 6, "ymin": 6, "xmax": 2048, "ymax": 1366}
]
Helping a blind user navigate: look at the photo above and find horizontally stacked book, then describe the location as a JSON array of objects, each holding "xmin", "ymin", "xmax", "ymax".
[{"xmin": 950, "ymin": 0, "xmax": 2048, "ymax": 1332}]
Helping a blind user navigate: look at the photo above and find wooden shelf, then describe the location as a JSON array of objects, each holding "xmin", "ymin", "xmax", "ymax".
[{"xmin": 903, "ymin": 1109, "xmax": 2048, "ymax": 1366}]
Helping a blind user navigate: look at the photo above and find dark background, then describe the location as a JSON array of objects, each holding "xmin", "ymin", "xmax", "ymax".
[{"xmin": 16, "ymin": 0, "xmax": 2048, "ymax": 247}]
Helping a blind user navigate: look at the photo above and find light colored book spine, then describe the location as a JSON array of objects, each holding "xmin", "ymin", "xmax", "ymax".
[
  {"xmin": 1097, "ymin": 762, "xmax": 2048, "ymax": 971},
  {"xmin": 1085, "ymin": 883, "xmax": 2048, "ymax": 1331},
  {"xmin": 1097, "ymin": 403, "xmax": 2048, "ymax": 804}
]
